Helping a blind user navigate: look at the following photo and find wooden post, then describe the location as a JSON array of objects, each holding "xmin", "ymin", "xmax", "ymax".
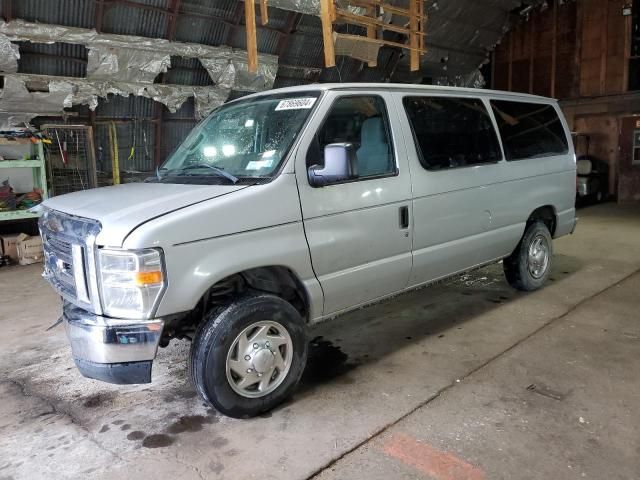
[
  {"xmin": 320, "ymin": 0, "xmax": 336, "ymax": 68},
  {"xmin": 260, "ymin": 0, "xmax": 268, "ymax": 25},
  {"xmin": 245, "ymin": 0, "xmax": 258, "ymax": 73},
  {"xmin": 573, "ymin": 0, "xmax": 584, "ymax": 97},
  {"xmin": 623, "ymin": 6, "xmax": 632, "ymax": 92},
  {"xmin": 109, "ymin": 122, "xmax": 120, "ymax": 186},
  {"xmin": 550, "ymin": 0, "xmax": 557, "ymax": 98},
  {"xmin": 599, "ymin": 1, "xmax": 609, "ymax": 95},
  {"xmin": 508, "ymin": 32, "xmax": 513, "ymax": 91},
  {"xmin": 528, "ymin": 16, "xmax": 534, "ymax": 94},
  {"xmin": 490, "ymin": 50, "xmax": 496, "ymax": 90},
  {"xmin": 366, "ymin": 5, "xmax": 377, "ymax": 67},
  {"xmin": 409, "ymin": 0, "xmax": 419, "ymax": 71},
  {"xmin": 86, "ymin": 126, "xmax": 98, "ymax": 189}
]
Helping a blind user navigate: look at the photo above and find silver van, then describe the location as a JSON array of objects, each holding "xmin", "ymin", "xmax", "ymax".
[{"xmin": 39, "ymin": 84, "xmax": 577, "ymax": 417}]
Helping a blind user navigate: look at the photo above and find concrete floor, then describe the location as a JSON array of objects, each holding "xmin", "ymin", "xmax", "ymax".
[{"xmin": 1, "ymin": 203, "xmax": 639, "ymax": 480}]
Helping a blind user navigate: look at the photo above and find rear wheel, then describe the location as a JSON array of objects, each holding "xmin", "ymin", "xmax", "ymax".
[
  {"xmin": 190, "ymin": 293, "xmax": 308, "ymax": 418},
  {"xmin": 503, "ymin": 221, "xmax": 553, "ymax": 291}
]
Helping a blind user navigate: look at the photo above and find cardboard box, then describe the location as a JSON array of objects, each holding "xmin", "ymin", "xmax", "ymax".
[
  {"xmin": 16, "ymin": 233, "xmax": 43, "ymax": 265},
  {"xmin": 0, "ymin": 234, "xmax": 20, "ymax": 263}
]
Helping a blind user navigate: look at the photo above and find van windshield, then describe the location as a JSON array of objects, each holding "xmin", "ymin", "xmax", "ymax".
[{"xmin": 156, "ymin": 93, "xmax": 320, "ymax": 184}]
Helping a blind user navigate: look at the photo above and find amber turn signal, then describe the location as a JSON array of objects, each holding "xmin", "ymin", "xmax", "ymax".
[{"xmin": 134, "ymin": 270, "xmax": 163, "ymax": 286}]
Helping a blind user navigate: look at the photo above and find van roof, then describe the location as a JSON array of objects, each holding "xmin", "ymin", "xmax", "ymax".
[{"xmin": 239, "ymin": 83, "xmax": 556, "ymax": 103}]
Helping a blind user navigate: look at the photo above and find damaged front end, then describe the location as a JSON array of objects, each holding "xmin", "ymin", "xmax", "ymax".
[{"xmin": 40, "ymin": 208, "xmax": 164, "ymax": 384}]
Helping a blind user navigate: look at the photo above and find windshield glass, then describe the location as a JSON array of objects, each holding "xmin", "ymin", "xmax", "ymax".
[{"xmin": 159, "ymin": 92, "xmax": 320, "ymax": 183}]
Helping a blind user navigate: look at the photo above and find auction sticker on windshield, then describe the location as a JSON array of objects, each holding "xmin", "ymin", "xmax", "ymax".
[{"xmin": 275, "ymin": 98, "xmax": 317, "ymax": 111}]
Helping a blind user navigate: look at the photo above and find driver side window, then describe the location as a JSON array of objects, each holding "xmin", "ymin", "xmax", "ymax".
[{"xmin": 307, "ymin": 96, "xmax": 396, "ymax": 179}]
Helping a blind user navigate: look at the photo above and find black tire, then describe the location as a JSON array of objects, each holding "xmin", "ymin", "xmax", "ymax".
[
  {"xmin": 190, "ymin": 293, "xmax": 308, "ymax": 418},
  {"xmin": 503, "ymin": 221, "xmax": 553, "ymax": 291}
]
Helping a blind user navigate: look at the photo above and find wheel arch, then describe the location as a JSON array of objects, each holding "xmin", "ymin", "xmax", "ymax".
[
  {"xmin": 202, "ymin": 265, "xmax": 312, "ymax": 321},
  {"xmin": 527, "ymin": 205, "xmax": 557, "ymax": 237}
]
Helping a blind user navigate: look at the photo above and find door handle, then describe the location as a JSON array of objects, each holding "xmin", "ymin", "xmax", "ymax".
[{"xmin": 399, "ymin": 206, "xmax": 409, "ymax": 229}]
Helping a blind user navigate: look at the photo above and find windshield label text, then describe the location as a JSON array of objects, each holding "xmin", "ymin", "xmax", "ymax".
[{"xmin": 275, "ymin": 98, "xmax": 317, "ymax": 111}]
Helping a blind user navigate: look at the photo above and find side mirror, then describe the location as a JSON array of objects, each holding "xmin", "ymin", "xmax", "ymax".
[{"xmin": 307, "ymin": 142, "xmax": 358, "ymax": 187}]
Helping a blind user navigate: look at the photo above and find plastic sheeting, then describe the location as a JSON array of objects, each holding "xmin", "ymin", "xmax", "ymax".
[
  {"xmin": 0, "ymin": 33, "xmax": 19, "ymax": 73},
  {"xmin": 46, "ymin": 76, "xmax": 228, "ymax": 117},
  {"xmin": 0, "ymin": 76, "xmax": 67, "ymax": 128},
  {"xmin": 200, "ymin": 56, "xmax": 279, "ymax": 92},
  {"xmin": 0, "ymin": 20, "xmax": 277, "ymax": 90},
  {"xmin": 86, "ymin": 46, "xmax": 171, "ymax": 83}
]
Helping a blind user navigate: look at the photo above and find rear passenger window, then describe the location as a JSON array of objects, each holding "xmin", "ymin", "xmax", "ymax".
[
  {"xmin": 490, "ymin": 100, "xmax": 569, "ymax": 161},
  {"xmin": 403, "ymin": 96, "xmax": 502, "ymax": 170}
]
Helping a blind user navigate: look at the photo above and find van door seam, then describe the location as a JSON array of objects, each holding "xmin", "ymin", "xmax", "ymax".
[{"xmin": 291, "ymin": 171, "xmax": 326, "ymax": 318}]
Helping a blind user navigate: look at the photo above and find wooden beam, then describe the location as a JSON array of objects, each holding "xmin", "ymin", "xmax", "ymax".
[
  {"xmin": 550, "ymin": 0, "xmax": 557, "ymax": 98},
  {"xmin": 3, "ymin": 0, "xmax": 12, "ymax": 21},
  {"xmin": 623, "ymin": 5, "xmax": 632, "ymax": 92},
  {"xmin": 166, "ymin": 0, "xmax": 181, "ymax": 41},
  {"xmin": 320, "ymin": 0, "xmax": 336, "ymax": 68},
  {"xmin": 409, "ymin": 0, "xmax": 419, "ymax": 71},
  {"xmin": 95, "ymin": 0, "xmax": 105, "ymax": 32},
  {"xmin": 528, "ymin": 14, "xmax": 534, "ymax": 94},
  {"xmin": 599, "ymin": 1, "xmax": 608, "ymax": 95},
  {"xmin": 260, "ymin": 0, "xmax": 269, "ymax": 26},
  {"xmin": 334, "ymin": 33, "xmax": 427, "ymax": 54},
  {"xmin": 336, "ymin": 9, "xmax": 415, "ymax": 36},
  {"xmin": 573, "ymin": 0, "xmax": 583, "ymax": 97},
  {"xmin": 366, "ymin": 5, "xmax": 377, "ymax": 67},
  {"xmin": 245, "ymin": 0, "xmax": 258, "ymax": 73},
  {"xmin": 490, "ymin": 50, "xmax": 496, "ymax": 90},
  {"xmin": 508, "ymin": 31, "xmax": 513, "ymax": 91}
]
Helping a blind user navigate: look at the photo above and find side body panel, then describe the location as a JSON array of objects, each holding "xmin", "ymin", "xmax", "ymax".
[
  {"xmin": 123, "ymin": 173, "xmax": 323, "ymax": 320},
  {"xmin": 295, "ymin": 90, "xmax": 414, "ymax": 316},
  {"xmin": 484, "ymin": 101, "xmax": 576, "ymax": 240},
  {"xmin": 392, "ymin": 91, "xmax": 575, "ymax": 288}
]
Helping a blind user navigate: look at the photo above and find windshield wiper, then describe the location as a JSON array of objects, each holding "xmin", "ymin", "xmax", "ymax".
[{"xmin": 176, "ymin": 164, "xmax": 239, "ymax": 184}]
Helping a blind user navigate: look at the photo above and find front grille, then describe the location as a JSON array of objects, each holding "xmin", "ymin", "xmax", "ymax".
[
  {"xmin": 42, "ymin": 230, "xmax": 76, "ymax": 299},
  {"xmin": 39, "ymin": 209, "xmax": 101, "ymax": 311}
]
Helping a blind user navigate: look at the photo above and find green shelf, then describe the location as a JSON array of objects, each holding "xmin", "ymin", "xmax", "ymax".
[
  {"xmin": 0, "ymin": 210, "xmax": 39, "ymax": 221},
  {"xmin": 0, "ymin": 141, "xmax": 47, "ymax": 223},
  {"xmin": 0, "ymin": 159, "xmax": 42, "ymax": 169}
]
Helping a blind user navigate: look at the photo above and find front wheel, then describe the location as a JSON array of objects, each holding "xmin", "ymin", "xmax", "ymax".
[
  {"xmin": 503, "ymin": 221, "xmax": 553, "ymax": 291},
  {"xmin": 190, "ymin": 293, "xmax": 308, "ymax": 418}
]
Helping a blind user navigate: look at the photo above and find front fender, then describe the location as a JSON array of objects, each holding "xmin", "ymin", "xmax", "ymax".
[{"xmin": 157, "ymin": 222, "xmax": 323, "ymax": 321}]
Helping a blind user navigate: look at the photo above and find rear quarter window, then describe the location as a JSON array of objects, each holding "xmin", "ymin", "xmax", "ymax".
[{"xmin": 490, "ymin": 100, "xmax": 569, "ymax": 161}]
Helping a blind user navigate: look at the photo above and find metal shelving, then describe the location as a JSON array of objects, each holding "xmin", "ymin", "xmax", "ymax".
[{"xmin": 0, "ymin": 141, "xmax": 48, "ymax": 222}]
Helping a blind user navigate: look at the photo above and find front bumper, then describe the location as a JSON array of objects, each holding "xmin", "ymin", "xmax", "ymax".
[{"xmin": 63, "ymin": 304, "xmax": 164, "ymax": 384}]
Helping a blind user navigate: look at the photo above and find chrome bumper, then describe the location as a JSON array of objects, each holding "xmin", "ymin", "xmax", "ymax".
[{"xmin": 63, "ymin": 304, "xmax": 164, "ymax": 384}]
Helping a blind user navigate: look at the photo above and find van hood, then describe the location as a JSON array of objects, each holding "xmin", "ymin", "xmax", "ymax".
[{"xmin": 42, "ymin": 183, "xmax": 248, "ymax": 246}]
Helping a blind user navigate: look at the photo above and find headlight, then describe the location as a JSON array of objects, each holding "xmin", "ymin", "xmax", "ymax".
[{"xmin": 98, "ymin": 248, "xmax": 166, "ymax": 319}]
